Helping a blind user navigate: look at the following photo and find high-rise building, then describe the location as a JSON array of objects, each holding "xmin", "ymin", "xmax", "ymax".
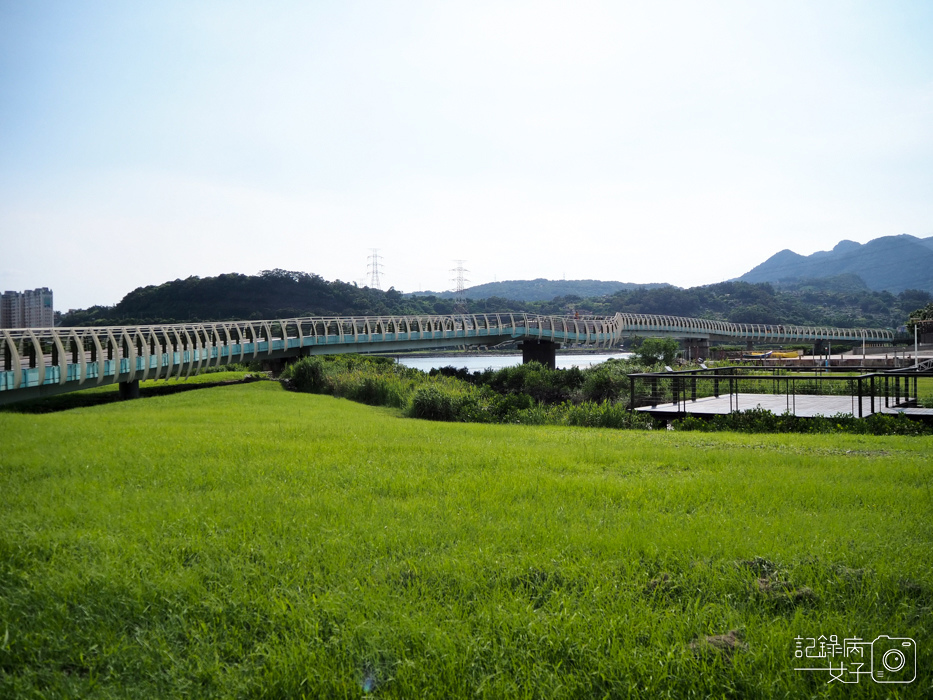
[
  {"xmin": 0, "ymin": 292, "xmax": 20, "ymax": 328},
  {"xmin": 0, "ymin": 288, "xmax": 54, "ymax": 328}
]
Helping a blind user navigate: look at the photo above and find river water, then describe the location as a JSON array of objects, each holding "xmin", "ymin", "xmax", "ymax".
[{"xmin": 397, "ymin": 353, "xmax": 632, "ymax": 373}]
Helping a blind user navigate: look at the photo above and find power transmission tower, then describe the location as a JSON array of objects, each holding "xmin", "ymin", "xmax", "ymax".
[
  {"xmin": 450, "ymin": 260, "xmax": 469, "ymax": 314},
  {"xmin": 367, "ymin": 249, "xmax": 383, "ymax": 289}
]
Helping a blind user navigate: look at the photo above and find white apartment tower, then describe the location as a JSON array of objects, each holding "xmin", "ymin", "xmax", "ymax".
[{"xmin": 0, "ymin": 288, "xmax": 54, "ymax": 328}]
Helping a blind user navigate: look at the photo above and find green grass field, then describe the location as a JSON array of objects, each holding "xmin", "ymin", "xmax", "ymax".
[
  {"xmin": 0, "ymin": 370, "xmax": 256, "ymax": 414},
  {"xmin": 1, "ymin": 381, "xmax": 931, "ymax": 698}
]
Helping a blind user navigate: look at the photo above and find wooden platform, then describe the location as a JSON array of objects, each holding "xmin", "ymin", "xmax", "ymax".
[{"xmin": 635, "ymin": 393, "xmax": 933, "ymax": 419}]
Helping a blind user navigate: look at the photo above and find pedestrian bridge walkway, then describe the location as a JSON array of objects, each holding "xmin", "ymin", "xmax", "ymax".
[{"xmin": 1, "ymin": 312, "xmax": 893, "ymax": 404}]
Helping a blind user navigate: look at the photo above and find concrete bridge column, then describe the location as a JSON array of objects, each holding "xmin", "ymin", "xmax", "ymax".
[
  {"xmin": 520, "ymin": 340, "xmax": 559, "ymax": 370},
  {"xmin": 746, "ymin": 341, "xmax": 754, "ymax": 352},
  {"xmin": 262, "ymin": 358, "xmax": 295, "ymax": 376},
  {"xmin": 261, "ymin": 353, "xmax": 308, "ymax": 377},
  {"xmin": 684, "ymin": 338, "xmax": 710, "ymax": 361},
  {"xmin": 119, "ymin": 380, "xmax": 140, "ymax": 400}
]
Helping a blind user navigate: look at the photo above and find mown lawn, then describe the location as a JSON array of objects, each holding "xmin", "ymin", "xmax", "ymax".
[{"xmin": 1, "ymin": 382, "xmax": 931, "ymax": 698}]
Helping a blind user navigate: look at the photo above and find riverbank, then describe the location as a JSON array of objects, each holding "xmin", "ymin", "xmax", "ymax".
[{"xmin": 374, "ymin": 345, "xmax": 627, "ymax": 358}]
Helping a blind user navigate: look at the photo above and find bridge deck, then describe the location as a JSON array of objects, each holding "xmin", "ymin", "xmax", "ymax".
[{"xmin": 1, "ymin": 312, "xmax": 894, "ymax": 405}]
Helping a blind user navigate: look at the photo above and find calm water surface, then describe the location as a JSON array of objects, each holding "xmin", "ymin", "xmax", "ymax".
[{"xmin": 397, "ymin": 353, "xmax": 632, "ymax": 373}]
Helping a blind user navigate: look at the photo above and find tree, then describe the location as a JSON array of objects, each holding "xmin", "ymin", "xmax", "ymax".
[
  {"xmin": 634, "ymin": 337, "xmax": 680, "ymax": 365},
  {"xmin": 907, "ymin": 302, "xmax": 933, "ymax": 332}
]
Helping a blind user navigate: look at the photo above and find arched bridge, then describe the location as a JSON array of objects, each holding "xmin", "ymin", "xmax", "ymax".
[
  {"xmin": 0, "ymin": 313, "xmax": 893, "ymax": 404},
  {"xmin": 615, "ymin": 314, "xmax": 893, "ymax": 344}
]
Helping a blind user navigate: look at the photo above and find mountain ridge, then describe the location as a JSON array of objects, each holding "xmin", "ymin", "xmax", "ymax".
[
  {"xmin": 412, "ymin": 279, "xmax": 670, "ymax": 302},
  {"xmin": 736, "ymin": 234, "xmax": 933, "ymax": 293}
]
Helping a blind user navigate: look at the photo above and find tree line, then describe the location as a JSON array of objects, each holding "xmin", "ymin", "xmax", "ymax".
[{"xmin": 59, "ymin": 269, "xmax": 931, "ymax": 331}]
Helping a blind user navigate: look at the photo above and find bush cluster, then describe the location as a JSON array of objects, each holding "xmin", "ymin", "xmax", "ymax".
[
  {"xmin": 283, "ymin": 355, "xmax": 424, "ymax": 409},
  {"xmin": 282, "ymin": 356, "xmax": 930, "ymax": 436},
  {"xmin": 198, "ymin": 362, "xmax": 257, "ymax": 375},
  {"xmin": 436, "ymin": 357, "xmax": 651, "ymax": 405},
  {"xmin": 673, "ymin": 406, "xmax": 933, "ymax": 436},
  {"xmin": 282, "ymin": 355, "xmax": 654, "ymax": 429}
]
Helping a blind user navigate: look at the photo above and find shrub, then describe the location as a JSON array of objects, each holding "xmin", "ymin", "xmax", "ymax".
[
  {"xmin": 410, "ymin": 385, "xmax": 459, "ymax": 421},
  {"xmin": 429, "ymin": 365, "xmax": 473, "ymax": 382},
  {"xmin": 474, "ymin": 362, "xmax": 585, "ymax": 404},
  {"xmin": 580, "ymin": 367, "xmax": 628, "ymax": 403},
  {"xmin": 199, "ymin": 362, "xmax": 252, "ymax": 374},
  {"xmin": 634, "ymin": 338, "xmax": 680, "ymax": 365},
  {"xmin": 673, "ymin": 415, "xmax": 710, "ymax": 431},
  {"xmin": 561, "ymin": 400, "xmax": 652, "ymax": 429},
  {"xmin": 492, "ymin": 392, "xmax": 535, "ymax": 420},
  {"xmin": 672, "ymin": 407, "xmax": 933, "ymax": 436},
  {"xmin": 283, "ymin": 356, "xmax": 329, "ymax": 392}
]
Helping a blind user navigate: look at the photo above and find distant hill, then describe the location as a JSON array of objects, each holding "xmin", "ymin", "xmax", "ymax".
[
  {"xmin": 771, "ymin": 273, "xmax": 871, "ymax": 294},
  {"xmin": 59, "ymin": 270, "xmax": 458, "ymax": 325},
  {"xmin": 56, "ymin": 267, "xmax": 932, "ymax": 332},
  {"xmin": 413, "ymin": 279, "xmax": 670, "ymax": 302},
  {"xmin": 735, "ymin": 234, "xmax": 933, "ymax": 293}
]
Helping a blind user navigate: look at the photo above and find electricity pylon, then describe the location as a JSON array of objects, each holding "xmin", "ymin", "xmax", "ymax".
[
  {"xmin": 450, "ymin": 260, "xmax": 469, "ymax": 314},
  {"xmin": 367, "ymin": 249, "xmax": 383, "ymax": 290}
]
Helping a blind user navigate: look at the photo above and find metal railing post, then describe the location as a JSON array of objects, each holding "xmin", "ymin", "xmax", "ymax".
[{"xmin": 857, "ymin": 377, "xmax": 863, "ymax": 418}]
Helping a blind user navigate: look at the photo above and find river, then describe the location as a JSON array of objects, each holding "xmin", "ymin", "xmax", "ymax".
[{"xmin": 396, "ymin": 353, "xmax": 632, "ymax": 373}]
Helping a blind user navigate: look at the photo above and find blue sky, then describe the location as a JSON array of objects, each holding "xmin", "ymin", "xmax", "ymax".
[{"xmin": 2, "ymin": 1, "xmax": 932, "ymax": 310}]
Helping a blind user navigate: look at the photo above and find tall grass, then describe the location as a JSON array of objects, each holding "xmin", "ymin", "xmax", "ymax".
[{"xmin": 1, "ymin": 383, "xmax": 931, "ymax": 697}]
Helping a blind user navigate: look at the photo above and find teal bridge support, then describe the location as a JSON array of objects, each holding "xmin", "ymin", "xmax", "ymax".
[{"xmin": 1, "ymin": 312, "xmax": 893, "ymax": 405}]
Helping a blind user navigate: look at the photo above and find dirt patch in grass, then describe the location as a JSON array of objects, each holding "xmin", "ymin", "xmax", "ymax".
[{"xmin": 688, "ymin": 630, "xmax": 748, "ymax": 659}]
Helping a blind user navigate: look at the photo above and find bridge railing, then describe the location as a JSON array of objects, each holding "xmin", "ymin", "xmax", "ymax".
[
  {"xmin": 0, "ymin": 313, "xmax": 619, "ymax": 394},
  {"xmin": 1, "ymin": 312, "xmax": 893, "ymax": 397},
  {"xmin": 613, "ymin": 313, "xmax": 894, "ymax": 342}
]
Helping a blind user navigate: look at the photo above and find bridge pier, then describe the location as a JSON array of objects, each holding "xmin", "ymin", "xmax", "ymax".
[
  {"xmin": 262, "ymin": 358, "xmax": 291, "ymax": 376},
  {"xmin": 262, "ymin": 353, "xmax": 309, "ymax": 377},
  {"xmin": 119, "ymin": 380, "xmax": 140, "ymax": 400},
  {"xmin": 684, "ymin": 338, "xmax": 710, "ymax": 362},
  {"xmin": 520, "ymin": 340, "xmax": 559, "ymax": 370}
]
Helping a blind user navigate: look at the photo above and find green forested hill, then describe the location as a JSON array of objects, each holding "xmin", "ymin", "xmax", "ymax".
[
  {"xmin": 59, "ymin": 270, "xmax": 931, "ymax": 330},
  {"xmin": 60, "ymin": 270, "xmax": 462, "ymax": 326},
  {"xmin": 416, "ymin": 279, "xmax": 668, "ymax": 302},
  {"xmin": 476, "ymin": 276, "xmax": 930, "ymax": 330}
]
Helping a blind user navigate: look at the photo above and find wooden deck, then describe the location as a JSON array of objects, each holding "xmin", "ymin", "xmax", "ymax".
[{"xmin": 635, "ymin": 393, "xmax": 933, "ymax": 419}]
